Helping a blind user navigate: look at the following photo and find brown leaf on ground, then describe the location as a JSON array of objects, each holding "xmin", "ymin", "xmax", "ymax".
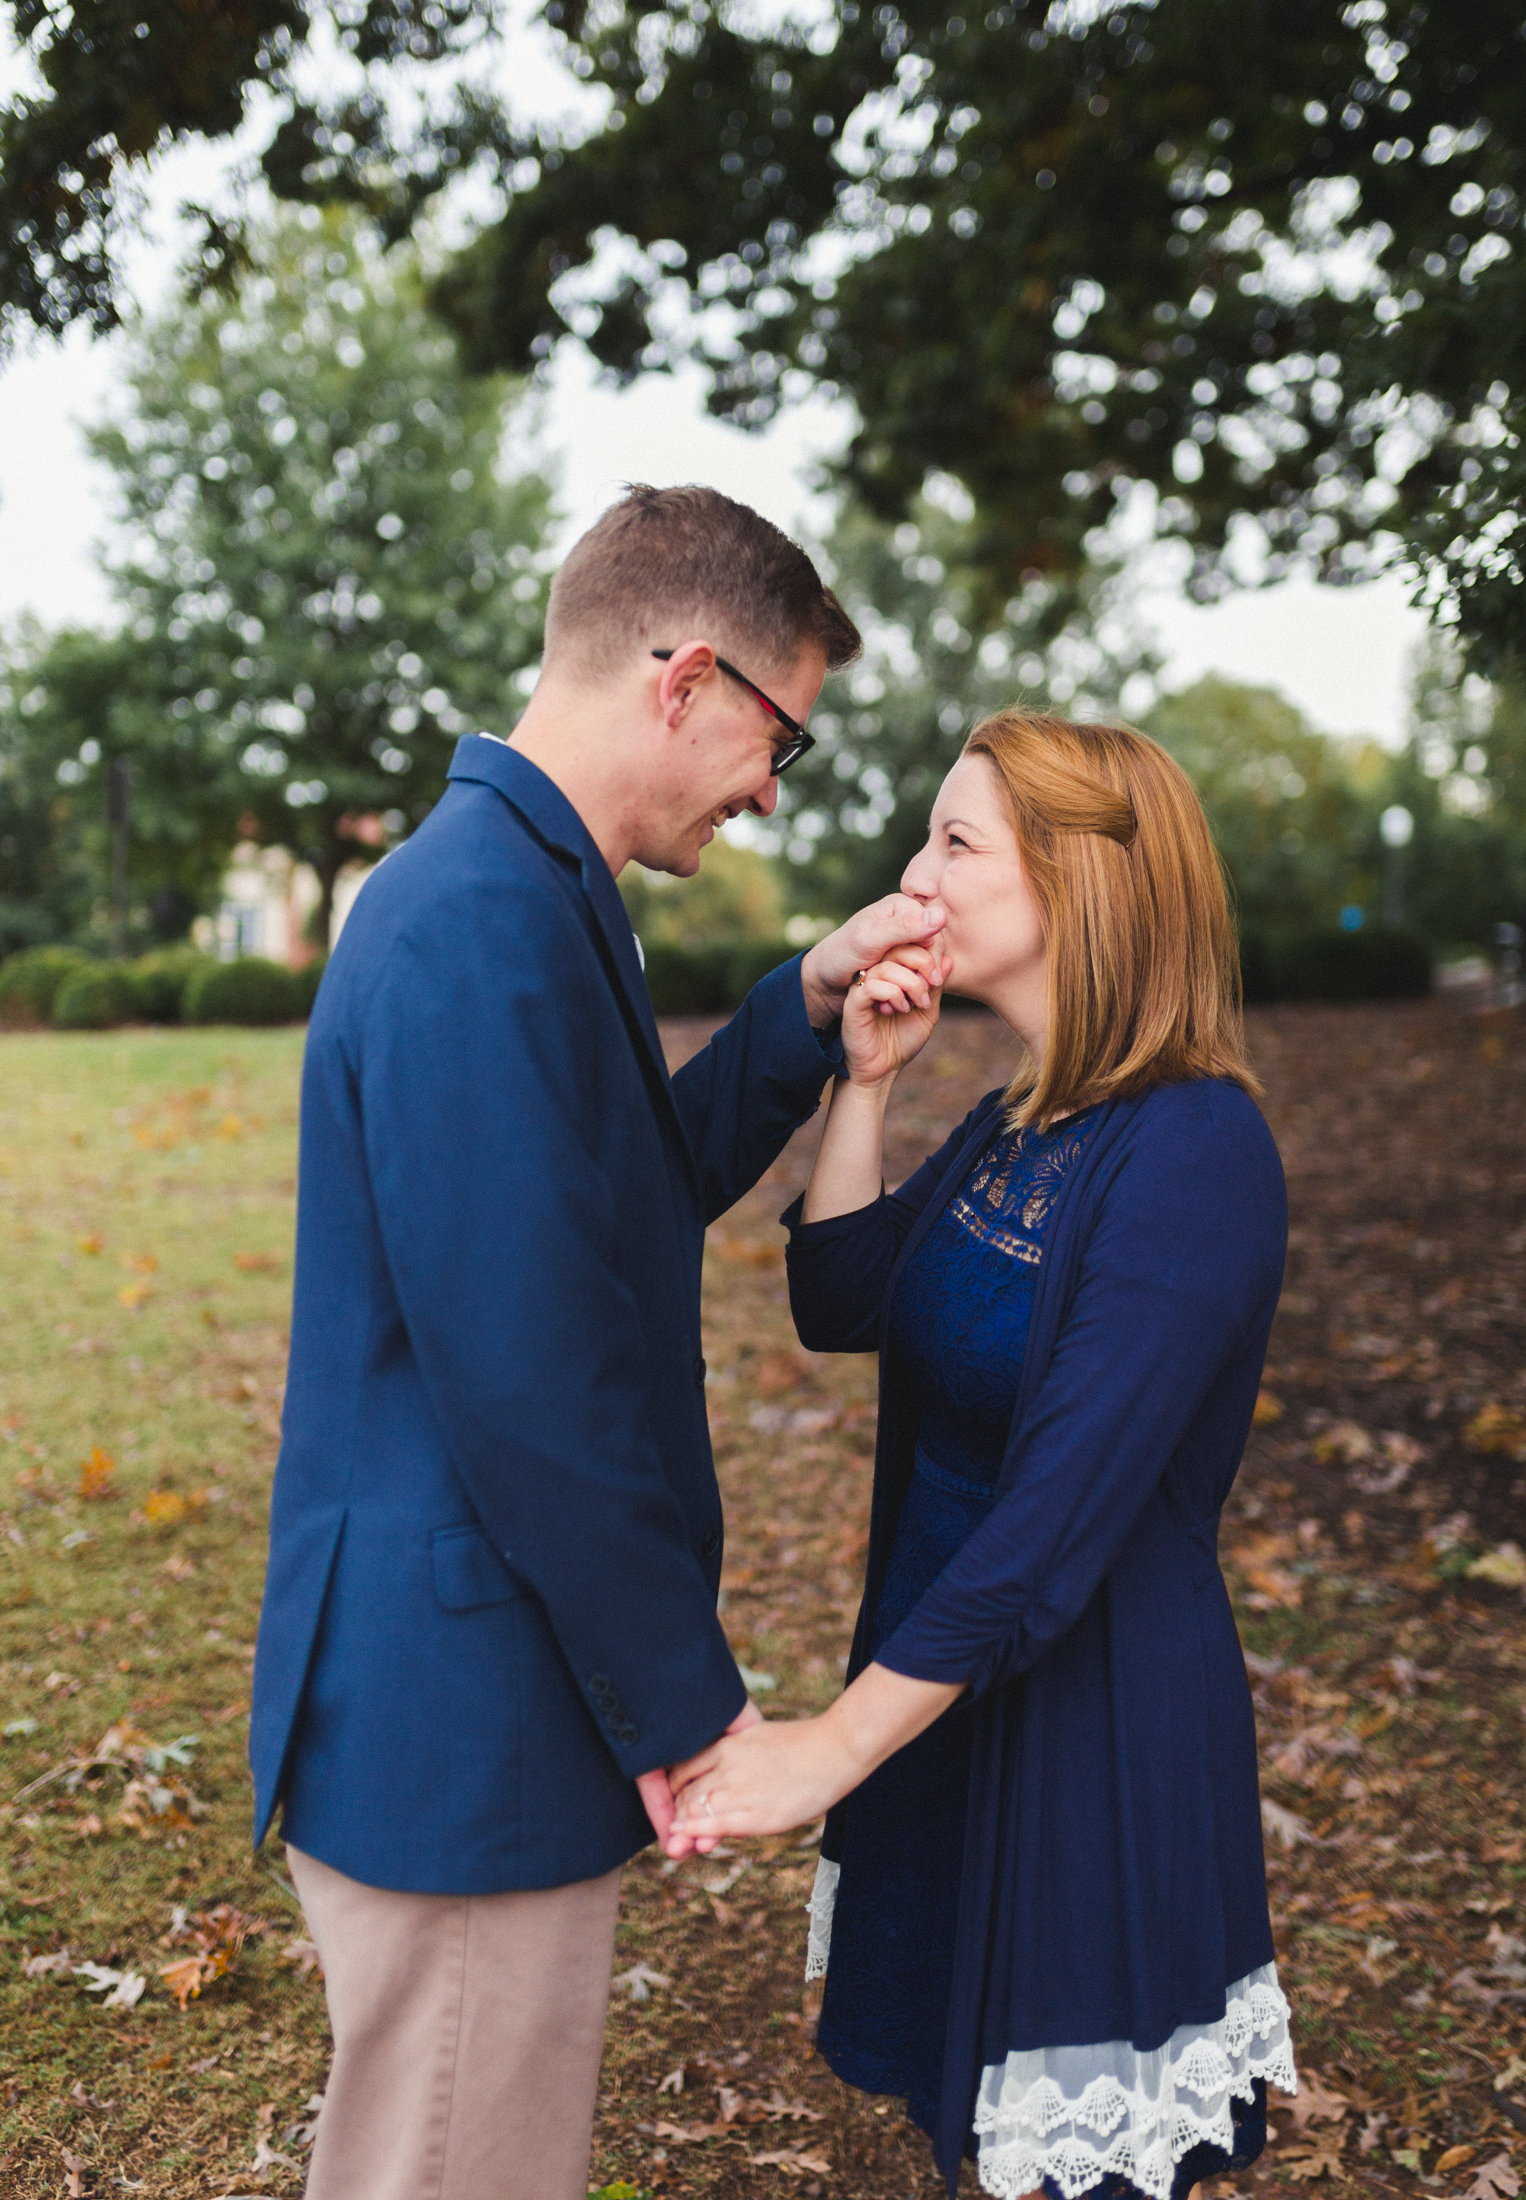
[
  {"xmin": 1288, "ymin": 2070, "xmax": 1351, "ymax": 2131},
  {"xmin": 1462, "ymin": 2154, "xmax": 1523, "ymax": 2200}
]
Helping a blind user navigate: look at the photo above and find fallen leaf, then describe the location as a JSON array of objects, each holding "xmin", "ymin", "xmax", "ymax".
[
  {"xmin": 77, "ymin": 1233, "xmax": 104, "ymax": 1255},
  {"xmin": 749, "ymin": 2149, "xmax": 833, "ymax": 2176},
  {"xmin": 1254, "ymin": 1389, "xmax": 1285, "ymax": 1424},
  {"xmin": 1464, "ymin": 1405, "xmax": 1526, "ymax": 1462},
  {"xmin": 73, "ymin": 1959, "xmax": 146, "ymax": 2010},
  {"xmin": 1437, "ymin": 2145, "xmax": 1479, "ymax": 2175},
  {"xmin": 78, "ymin": 1446, "xmax": 115, "ymax": 1501},
  {"xmin": 1262, "ymin": 1797, "xmax": 1315, "ymax": 1848},
  {"xmin": 1462, "ymin": 2154, "xmax": 1522, "ymax": 2200},
  {"xmin": 613, "ymin": 1962, "xmax": 670, "ymax": 2004},
  {"xmin": 232, "ymin": 1251, "xmax": 281, "ymax": 1273},
  {"xmin": 1288, "ymin": 2070, "xmax": 1351, "ymax": 2132},
  {"xmin": 1281, "ymin": 2133, "xmax": 1350, "ymax": 2181},
  {"xmin": 1467, "ymin": 1542, "xmax": 1526, "ymax": 1589},
  {"xmin": 61, "ymin": 2147, "xmax": 85, "ymax": 2198},
  {"xmin": 278, "ymin": 1936, "xmax": 323, "ymax": 1979}
]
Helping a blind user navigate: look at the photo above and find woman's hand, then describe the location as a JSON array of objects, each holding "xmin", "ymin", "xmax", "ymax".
[
  {"xmin": 840, "ymin": 943, "xmax": 952, "ymax": 1088},
  {"xmin": 666, "ymin": 1714, "xmax": 854, "ymax": 1851},
  {"xmin": 664, "ymin": 1665, "xmax": 964, "ymax": 1853}
]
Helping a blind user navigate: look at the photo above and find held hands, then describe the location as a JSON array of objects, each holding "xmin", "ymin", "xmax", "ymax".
[
  {"xmin": 664, "ymin": 1712, "xmax": 855, "ymax": 1854},
  {"xmin": 840, "ymin": 942, "xmax": 952, "ymax": 1088},
  {"xmin": 660, "ymin": 1667, "xmax": 963, "ymax": 1854},
  {"xmin": 637, "ymin": 1696, "xmax": 764, "ymax": 1855},
  {"xmin": 798, "ymin": 894, "xmax": 948, "ymax": 1029}
]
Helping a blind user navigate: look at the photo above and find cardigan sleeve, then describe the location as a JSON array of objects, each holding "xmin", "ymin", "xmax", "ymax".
[
  {"xmin": 874, "ymin": 1084, "xmax": 1286, "ymax": 1697},
  {"xmin": 782, "ymin": 1095, "xmax": 1000, "ymax": 1352}
]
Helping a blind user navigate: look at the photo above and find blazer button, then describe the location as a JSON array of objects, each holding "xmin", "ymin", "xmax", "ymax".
[
  {"xmin": 589, "ymin": 1674, "xmax": 611, "ymax": 1699},
  {"xmin": 693, "ymin": 1356, "xmax": 707, "ymax": 1388},
  {"xmin": 702, "ymin": 1529, "xmax": 721, "ymax": 1559}
]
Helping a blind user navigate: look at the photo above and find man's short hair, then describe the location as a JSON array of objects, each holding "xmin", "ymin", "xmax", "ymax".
[{"xmin": 543, "ymin": 484, "xmax": 861, "ymax": 681}]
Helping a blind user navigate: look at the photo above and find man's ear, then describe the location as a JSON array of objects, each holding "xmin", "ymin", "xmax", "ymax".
[{"xmin": 654, "ymin": 640, "xmax": 717, "ymax": 728}]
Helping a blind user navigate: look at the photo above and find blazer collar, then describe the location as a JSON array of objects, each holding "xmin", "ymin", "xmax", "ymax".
[{"xmin": 446, "ymin": 736, "xmax": 689, "ymax": 1172}]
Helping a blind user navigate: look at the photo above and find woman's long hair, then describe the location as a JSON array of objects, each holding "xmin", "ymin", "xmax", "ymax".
[{"xmin": 963, "ymin": 709, "xmax": 1261, "ymax": 1125}]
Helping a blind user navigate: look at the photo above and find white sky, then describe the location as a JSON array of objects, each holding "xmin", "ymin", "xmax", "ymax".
[{"xmin": 0, "ymin": 14, "xmax": 1432, "ymax": 749}]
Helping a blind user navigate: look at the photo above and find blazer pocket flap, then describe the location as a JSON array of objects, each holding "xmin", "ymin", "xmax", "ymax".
[{"xmin": 432, "ymin": 1525, "xmax": 522, "ymax": 1613}]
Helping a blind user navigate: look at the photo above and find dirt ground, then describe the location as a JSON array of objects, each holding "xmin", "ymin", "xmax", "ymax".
[{"xmin": 585, "ymin": 995, "xmax": 1526, "ymax": 2200}]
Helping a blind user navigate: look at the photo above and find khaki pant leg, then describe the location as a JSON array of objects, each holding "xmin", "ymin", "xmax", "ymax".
[{"xmin": 288, "ymin": 1844, "xmax": 622, "ymax": 2200}]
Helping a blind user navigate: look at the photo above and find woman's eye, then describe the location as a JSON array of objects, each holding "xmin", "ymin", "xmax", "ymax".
[{"xmin": 946, "ymin": 833, "xmax": 969, "ymax": 851}]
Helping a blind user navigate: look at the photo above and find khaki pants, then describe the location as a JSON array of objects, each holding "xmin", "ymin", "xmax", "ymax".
[{"xmin": 287, "ymin": 1844, "xmax": 623, "ymax": 2200}]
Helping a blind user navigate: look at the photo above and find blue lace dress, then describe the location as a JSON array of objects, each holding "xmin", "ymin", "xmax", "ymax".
[{"xmin": 814, "ymin": 1110, "xmax": 1269, "ymax": 2196}]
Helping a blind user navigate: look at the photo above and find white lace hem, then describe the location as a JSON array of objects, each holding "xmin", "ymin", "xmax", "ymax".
[
  {"xmin": 804, "ymin": 1853, "xmax": 838, "ymax": 1980},
  {"xmin": 972, "ymin": 1966, "xmax": 1296, "ymax": 2200},
  {"xmin": 802, "ymin": 1865, "xmax": 1294, "ymax": 2200}
]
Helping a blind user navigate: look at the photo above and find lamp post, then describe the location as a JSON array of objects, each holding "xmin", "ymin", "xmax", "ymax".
[{"xmin": 1379, "ymin": 803, "xmax": 1414, "ymax": 927}]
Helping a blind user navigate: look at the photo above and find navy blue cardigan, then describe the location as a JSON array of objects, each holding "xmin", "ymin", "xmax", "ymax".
[{"xmin": 784, "ymin": 1076, "xmax": 1287, "ymax": 2190}]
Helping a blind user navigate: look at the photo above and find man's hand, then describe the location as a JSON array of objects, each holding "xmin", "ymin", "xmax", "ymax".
[
  {"xmin": 647, "ymin": 1697, "xmax": 764, "ymax": 1859},
  {"xmin": 636, "ymin": 1768, "xmax": 677, "ymax": 1846},
  {"xmin": 799, "ymin": 895, "xmax": 948, "ymax": 1031}
]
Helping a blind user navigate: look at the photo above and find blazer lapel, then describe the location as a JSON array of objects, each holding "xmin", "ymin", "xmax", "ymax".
[{"xmin": 446, "ymin": 736, "xmax": 699, "ymax": 1196}]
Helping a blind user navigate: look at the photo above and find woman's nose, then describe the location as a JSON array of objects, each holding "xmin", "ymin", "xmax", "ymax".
[{"xmin": 901, "ymin": 844, "xmax": 937, "ymax": 900}]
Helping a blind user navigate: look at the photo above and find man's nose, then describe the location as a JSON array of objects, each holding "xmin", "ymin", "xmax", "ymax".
[{"xmin": 747, "ymin": 774, "xmax": 781, "ymax": 818}]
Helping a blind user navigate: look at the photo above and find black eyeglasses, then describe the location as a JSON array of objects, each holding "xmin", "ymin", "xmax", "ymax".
[{"xmin": 651, "ymin": 649, "xmax": 815, "ymax": 775}]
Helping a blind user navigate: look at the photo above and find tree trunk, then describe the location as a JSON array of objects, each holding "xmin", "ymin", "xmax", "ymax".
[{"xmin": 313, "ymin": 844, "xmax": 345, "ymax": 954}]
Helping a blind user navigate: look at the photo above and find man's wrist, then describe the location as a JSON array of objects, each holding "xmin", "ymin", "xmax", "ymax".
[{"xmin": 798, "ymin": 945, "xmax": 842, "ymax": 1032}]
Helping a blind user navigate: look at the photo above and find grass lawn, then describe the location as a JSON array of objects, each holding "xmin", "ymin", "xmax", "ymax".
[{"xmin": 0, "ymin": 1004, "xmax": 1522, "ymax": 2199}]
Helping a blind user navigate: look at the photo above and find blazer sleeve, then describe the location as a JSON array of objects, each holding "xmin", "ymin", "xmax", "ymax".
[
  {"xmin": 667, "ymin": 954, "xmax": 840, "ymax": 1224},
  {"xmin": 874, "ymin": 1085, "xmax": 1287, "ymax": 1696},
  {"xmin": 355, "ymin": 888, "xmax": 746, "ymax": 1779},
  {"xmin": 781, "ymin": 1096, "xmax": 1001, "ymax": 1352}
]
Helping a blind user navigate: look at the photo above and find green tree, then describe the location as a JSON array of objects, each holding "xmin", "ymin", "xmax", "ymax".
[
  {"xmin": 86, "ymin": 210, "xmax": 552, "ymax": 942},
  {"xmin": 1376, "ymin": 632, "xmax": 1526, "ymax": 947},
  {"xmin": 431, "ymin": 0, "xmax": 1526, "ymax": 673},
  {"xmin": 0, "ymin": 619, "xmax": 230, "ymax": 956},
  {"xmin": 1143, "ymin": 675, "xmax": 1380, "ymax": 931},
  {"xmin": 754, "ymin": 493, "xmax": 1158, "ymax": 916}
]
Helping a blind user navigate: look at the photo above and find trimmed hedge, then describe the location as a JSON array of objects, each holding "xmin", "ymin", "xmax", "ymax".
[
  {"xmin": 642, "ymin": 939, "xmax": 797, "ymax": 1015},
  {"xmin": 130, "ymin": 946, "xmax": 217, "ymax": 1023},
  {"xmin": 1240, "ymin": 925, "xmax": 1432, "ymax": 1005},
  {"xmin": 53, "ymin": 965, "xmax": 140, "ymax": 1030},
  {"xmin": 183, "ymin": 956, "xmax": 302, "ymax": 1026},
  {"xmin": 0, "ymin": 945, "xmax": 96, "ymax": 1025}
]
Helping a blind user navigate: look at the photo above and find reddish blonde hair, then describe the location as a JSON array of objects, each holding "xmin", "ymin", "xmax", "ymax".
[{"xmin": 962, "ymin": 709, "xmax": 1260, "ymax": 1126}]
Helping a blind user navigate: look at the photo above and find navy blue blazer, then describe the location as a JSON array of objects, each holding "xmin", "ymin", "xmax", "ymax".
[
  {"xmin": 250, "ymin": 736, "xmax": 837, "ymax": 1894},
  {"xmin": 784, "ymin": 1078, "xmax": 1287, "ymax": 2189}
]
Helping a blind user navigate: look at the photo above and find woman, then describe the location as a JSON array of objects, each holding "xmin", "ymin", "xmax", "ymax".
[{"xmin": 667, "ymin": 711, "xmax": 1297, "ymax": 2200}]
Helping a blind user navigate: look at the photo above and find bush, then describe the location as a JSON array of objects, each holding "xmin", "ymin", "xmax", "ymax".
[
  {"xmin": 53, "ymin": 965, "xmax": 139, "ymax": 1030},
  {"xmin": 129, "ymin": 946, "xmax": 217, "ymax": 1023},
  {"xmin": 0, "ymin": 944, "xmax": 96, "ymax": 1025},
  {"xmin": 641, "ymin": 939, "xmax": 796, "ymax": 1015},
  {"xmin": 183, "ymin": 957, "xmax": 301, "ymax": 1026},
  {"xmin": 1240, "ymin": 925, "xmax": 1432, "ymax": 1004}
]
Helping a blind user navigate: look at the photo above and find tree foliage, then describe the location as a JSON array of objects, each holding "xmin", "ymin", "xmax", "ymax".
[
  {"xmin": 75, "ymin": 210, "xmax": 551, "ymax": 941},
  {"xmin": 753, "ymin": 490, "xmax": 1157, "ymax": 913},
  {"xmin": 434, "ymin": 0, "xmax": 1526, "ymax": 672},
  {"xmin": 1144, "ymin": 674, "xmax": 1380, "ymax": 930},
  {"xmin": 0, "ymin": 0, "xmax": 515, "ymax": 341}
]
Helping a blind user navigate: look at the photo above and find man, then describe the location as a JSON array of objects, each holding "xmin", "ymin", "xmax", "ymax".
[{"xmin": 250, "ymin": 484, "xmax": 946, "ymax": 2200}]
